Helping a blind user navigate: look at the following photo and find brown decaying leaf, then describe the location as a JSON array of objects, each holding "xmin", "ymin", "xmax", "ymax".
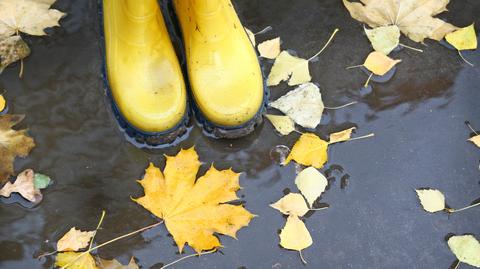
[
  {"xmin": 0, "ymin": 36, "xmax": 30, "ymax": 73},
  {"xmin": 0, "ymin": 169, "xmax": 41, "ymax": 202},
  {"xmin": 0, "ymin": 114, "xmax": 35, "ymax": 184}
]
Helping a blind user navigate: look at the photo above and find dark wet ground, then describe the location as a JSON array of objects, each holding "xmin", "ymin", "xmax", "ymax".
[{"xmin": 1, "ymin": 0, "xmax": 480, "ymax": 268}]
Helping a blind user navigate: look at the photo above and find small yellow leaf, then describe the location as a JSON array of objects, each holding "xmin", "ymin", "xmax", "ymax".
[
  {"xmin": 267, "ymin": 51, "xmax": 311, "ymax": 86},
  {"xmin": 0, "ymin": 95, "xmax": 5, "ymax": 111},
  {"xmin": 447, "ymin": 235, "xmax": 480, "ymax": 267},
  {"xmin": 446, "ymin": 24, "xmax": 477, "ymax": 51},
  {"xmin": 415, "ymin": 189, "xmax": 445, "ymax": 213},
  {"xmin": 284, "ymin": 133, "xmax": 328, "ymax": 169},
  {"xmin": 295, "ymin": 167, "xmax": 328, "ymax": 207},
  {"xmin": 55, "ymin": 252, "xmax": 98, "ymax": 269},
  {"xmin": 98, "ymin": 257, "xmax": 139, "ymax": 269},
  {"xmin": 279, "ymin": 215, "xmax": 312, "ymax": 251},
  {"xmin": 363, "ymin": 51, "xmax": 401, "ymax": 76},
  {"xmin": 468, "ymin": 135, "xmax": 480, "ymax": 148},
  {"xmin": 270, "ymin": 193, "xmax": 309, "ymax": 217},
  {"xmin": 245, "ymin": 27, "xmax": 255, "ymax": 47},
  {"xmin": 258, "ymin": 37, "xmax": 281, "ymax": 59},
  {"xmin": 265, "ymin": 114, "xmax": 295, "ymax": 136},
  {"xmin": 329, "ymin": 127, "xmax": 356, "ymax": 144},
  {"xmin": 365, "ymin": 25, "xmax": 400, "ymax": 55},
  {"xmin": 57, "ymin": 227, "xmax": 95, "ymax": 252}
]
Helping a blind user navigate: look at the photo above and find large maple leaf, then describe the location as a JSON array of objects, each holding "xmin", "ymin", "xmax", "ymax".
[
  {"xmin": 134, "ymin": 147, "xmax": 254, "ymax": 253},
  {"xmin": 343, "ymin": 0, "xmax": 458, "ymax": 43}
]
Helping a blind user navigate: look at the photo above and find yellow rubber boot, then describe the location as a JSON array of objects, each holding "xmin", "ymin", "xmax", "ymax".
[
  {"xmin": 173, "ymin": 0, "xmax": 265, "ymax": 135},
  {"xmin": 103, "ymin": 0, "xmax": 187, "ymax": 140}
]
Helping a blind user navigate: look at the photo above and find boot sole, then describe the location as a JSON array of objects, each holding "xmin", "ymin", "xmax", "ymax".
[{"xmin": 98, "ymin": 1, "xmax": 191, "ymax": 147}]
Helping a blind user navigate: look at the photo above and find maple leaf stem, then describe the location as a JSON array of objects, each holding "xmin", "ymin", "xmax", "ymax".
[
  {"xmin": 298, "ymin": 250, "xmax": 307, "ymax": 264},
  {"xmin": 324, "ymin": 101, "xmax": 358, "ymax": 110},
  {"xmin": 88, "ymin": 210, "xmax": 106, "ymax": 250},
  {"xmin": 60, "ymin": 221, "xmax": 164, "ymax": 269},
  {"xmin": 447, "ymin": 202, "xmax": 480, "ymax": 213},
  {"xmin": 307, "ymin": 28, "xmax": 339, "ymax": 62},
  {"xmin": 399, "ymin": 43, "xmax": 423, "ymax": 53},
  {"xmin": 254, "ymin": 26, "xmax": 272, "ymax": 35},
  {"xmin": 458, "ymin": 50, "xmax": 474, "ymax": 67},
  {"xmin": 465, "ymin": 121, "xmax": 479, "ymax": 135},
  {"xmin": 160, "ymin": 249, "xmax": 217, "ymax": 269}
]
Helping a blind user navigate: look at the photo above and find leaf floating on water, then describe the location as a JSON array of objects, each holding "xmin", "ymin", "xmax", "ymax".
[
  {"xmin": 447, "ymin": 235, "xmax": 480, "ymax": 267},
  {"xmin": 364, "ymin": 25, "xmax": 400, "ymax": 55},
  {"xmin": 415, "ymin": 189, "xmax": 445, "ymax": 213},
  {"xmin": 271, "ymin": 193, "xmax": 310, "ymax": 217},
  {"xmin": 55, "ymin": 252, "xmax": 98, "ymax": 269},
  {"xmin": 34, "ymin": 173, "xmax": 51, "ymax": 189},
  {"xmin": 0, "ymin": 169, "xmax": 41, "ymax": 203},
  {"xmin": 468, "ymin": 136, "xmax": 480, "ymax": 148},
  {"xmin": 0, "ymin": 94, "xmax": 5, "ymax": 112},
  {"xmin": 295, "ymin": 167, "xmax": 328, "ymax": 207},
  {"xmin": 258, "ymin": 37, "xmax": 281, "ymax": 59},
  {"xmin": 57, "ymin": 227, "xmax": 95, "ymax": 252},
  {"xmin": 279, "ymin": 215, "xmax": 313, "ymax": 252},
  {"xmin": 245, "ymin": 27, "xmax": 255, "ymax": 47},
  {"xmin": 97, "ymin": 257, "xmax": 139, "ymax": 269},
  {"xmin": 267, "ymin": 51, "xmax": 311, "ymax": 86},
  {"xmin": 363, "ymin": 51, "xmax": 401, "ymax": 76},
  {"xmin": 134, "ymin": 147, "xmax": 254, "ymax": 253},
  {"xmin": 284, "ymin": 133, "xmax": 328, "ymax": 169},
  {"xmin": 329, "ymin": 127, "xmax": 356, "ymax": 144},
  {"xmin": 446, "ymin": 24, "xmax": 477, "ymax": 51},
  {"xmin": 270, "ymin": 83, "xmax": 324, "ymax": 129},
  {"xmin": 265, "ymin": 114, "xmax": 295, "ymax": 136},
  {"xmin": 343, "ymin": 0, "xmax": 457, "ymax": 43},
  {"xmin": 0, "ymin": 36, "xmax": 30, "ymax": 73}
]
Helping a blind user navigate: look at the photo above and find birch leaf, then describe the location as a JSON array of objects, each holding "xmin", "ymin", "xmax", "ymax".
[
  {"xmin": 447, "ymin": 235, "xmax": 480, "ymax": 267},
  {"xmin": 363, "ymin": 51, "xmax": 401, "ymax": 76},
  {"xmin": 284, "ymin": 133, "xmax": 328, "ymax": 169},
  {"xmin": 415, "ymin": 189, "xmax": 445, "ymax": 213},
  {"xmin": 279, "ymin": 215, "xmax": 312, "ymax": 251},
  {"xmin": 329, "ymin": 127, "xmax": 356, "ymax": 144},
  {"xmin": 269, "ymin": 83, "xmax": 324, "ymax": 129},
  {"xmin": 295, "ymin": 167, "xmax": 328, "ymax": 207},
  {"xmin": 0, "ymin": 169, "xmax": 41, "ymax": 203},
  {"xmin": 55, "ymin": 252, "xmax": 98, "ymax": 269},
  {"xmin": 265, "ymin": 114, "xmax": 295, "ymax": 136},
  {"xmin": 445, "ymin": 24, "xmax": 478, "ymax": 51},
  {"xmin": 343, "ymin": 0, "xmax": 457, "ymax": 43},
  {"xmin": 365, "ymin": 25, "xmax": 400, "ymax": 55},
  {"xmin": 267, "ymin": 51, "xmax": 311, "ymax": 86},
  {"xmin": 258, "ymin": 37, "xmax": 281, "ymax": 59},
  {"xmin": 468, "ymin": 135, "xmax": 480, "ymax": 148},
  {"xmin": 270, "ymin": 193, "xmax": 309, "ymax": 217},
  {"xmin": 0, "ymin": 95, "xmax": 5, "ymax": 112},
  {"xmin": 57, "ymin": 227, "xmax": 95, "ymax": 252},
  {"xmin": 0, "ymin": 36, "xmax": 30, "ymax": 73}
]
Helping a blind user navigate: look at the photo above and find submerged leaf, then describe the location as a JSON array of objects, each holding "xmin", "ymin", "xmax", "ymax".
[
  {"xmin": 0, "ymin": 36, "xmax": 30, "ymax": 73},
  {"xmin": 295, "ymin": 167, "xmax": 328, "ymax": 207},
  {"xmin": 447, "ymin": 235, "xmax": 480, "ymax": 267},
  {"xmin": 258, "ymin": 37, "xmax": 281, "ymax": 59},
  {"xmin": 267, "ymin": 51, "xmax": 311, "ymax": 86},
  {"xmin": 269, "ymin": 83, "xmax": 324, "ymax": 129},
  {"xmin": 365, "ymin": 25, "xmax": 400, "ymax": 55},
  {"xmin": 55, "ymin": 252, "xmax": 98, "ymax": 269},
  {"xmin": 134, "ymin": 148, "xmax": 254, "ymax": 253},
  {"xmin": 265, "ymin": 114, "xmax": 295, "ymax": 136},
  {"xmin": 415, "ymin": 189, "xmax": 445, "ymax": 213},
  {"xmin": 284, "ymin": 133, "xmax": 328, "ymax": 169},
  {"xmin": 329, "ymin": 127, "xmax": 356, "ymax": 144},
  {"xmin": 445, "ymin": 24, "xmax": 478, "ymax": 51},
  {"xmin": 57, "ymin": 227, "xmax": 95, "ymax": 252},
  {"xmin": 363, "ymin": 51, "xmax": 401, "ymax": 76},
  {"xmin": 279, "ymin": 215, "xmax": 312, "ymax": 251},
  {"xmin": 270, "ymin": 193, "xmax": 309, "ymax": 217},
  {"xmin": 0, "ymin": 169, "xmax": 41, "ymax": 203}
]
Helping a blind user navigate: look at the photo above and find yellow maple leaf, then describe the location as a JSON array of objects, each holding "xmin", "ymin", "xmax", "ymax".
[
  {"xmin": 134, "ymin": 147, "xmax": 255, "ymax": 253},
  {"xmin": 0, "ymin": 114, "xmax": 35, "ymax": 184},
  {"xmin": 363, "ymin": 51, "xmax": 401, "ymax": 76},
  {"xmin": 57, "ymin": 227, "xmax": 95, "ymax": 252},
  {"xmin": 283, "ymin": 133, "xmax": 328, "ymax": 169},
  {"xmin": 343, "ymin": 0, "xmax": 457, "ymax": 43},
  {"xmin": 55, "ymin": 252, "xmax": 98, "ymax": 269},
  {"xmin": 445, "ymin": 23, "xmax": 478, "ymax": 51}
]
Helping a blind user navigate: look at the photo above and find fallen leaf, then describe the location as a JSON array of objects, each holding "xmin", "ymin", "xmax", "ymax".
[
  {"xmin": 415, "ymin": 189, "xmax": 445, "ymax": 213},
  {"xmin": 329, "ymin": 127, "xmax": 356, "ymax": 144},
  {"xmin": 343, "ymin": 0, "xmax": 457, "ymax": 43},
  {"xmin": 0, "ymin": 0, "xmax": 65, "ymax": 38},
  {"xmin": 55, "ymin": 252, "xmax": 98, "ymax": 269},
  {"xmin": 468, "ymin": 135, "xmax": 480, "ymax": 148},
  {"xmin": 270, "ymin": 193, "xmax": 309, "ymax": 217},
  {"xmin": 0, "ymin": 36, "xmax": 30, "ymax": 73},
  {"xmin": 34, "ymin": 173, "xmax": 51, "ymax": 189},
  {"xmin": 284, "ymin": 133, "xmax": 328, "ymax": 169},
  {"xmin": 57, "ymin": 227, "xmax": 95, "ymax": 252},
  {"xmin": 258, "ymin": 37, "xmax": 281, "ymax": 59},
  {"xmin": 245, "ymin": 27, "xmax": 255, "ymax": 47},
  {"xmin": 265, "ymin": 114, "xmax": 295, "ymax": 136},
  {"xmin": 0, "ymin": 94, "xmax": 5, "ymax": 112},
  {"xmin": 269, "ymin": 83, "xmax": 324, "ymax": 129},
  {"xmin": 267, "ymin": 51, "xmax": 311, "ymax": 86},
  {"xmin": 363, "ymin": 51, "xmax": 401, "ymax": 76},
  {"xmin": 0, "ymin": 169, "xmax": 41, "ymax": 203},
  {"xmin": 279, "ymin": 215, "xmax": 312, "ymax": 251},
  {"xmin": 0, "ymin": 114, "xmax": 35, "ymax": 184},
  {"xmin": 134, "ymin": 148, "xmax": 254, "ymax": 253},
  {"xmin": 447, "ymin": 235, "xmax": 480, "ymax": 267},
  {"xmin": 445, "ymin": 23, "xmax": 478, "ymax": 51},
  {"xmin": 97, "ymin": 257, "xmax": 139, "ymax": 269},
  {"xmin": 295, "ymin": 167, "xmax": 328, "ymax": 207},
  {"xmin": 365, "ymin": 25, "xmax": 400, "ymax": 55}
]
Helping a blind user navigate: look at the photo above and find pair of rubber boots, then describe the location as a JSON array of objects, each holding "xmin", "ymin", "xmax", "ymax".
[{"xmin": 102, "ymin": 0, "xmax": 265, "ymax": 145}]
